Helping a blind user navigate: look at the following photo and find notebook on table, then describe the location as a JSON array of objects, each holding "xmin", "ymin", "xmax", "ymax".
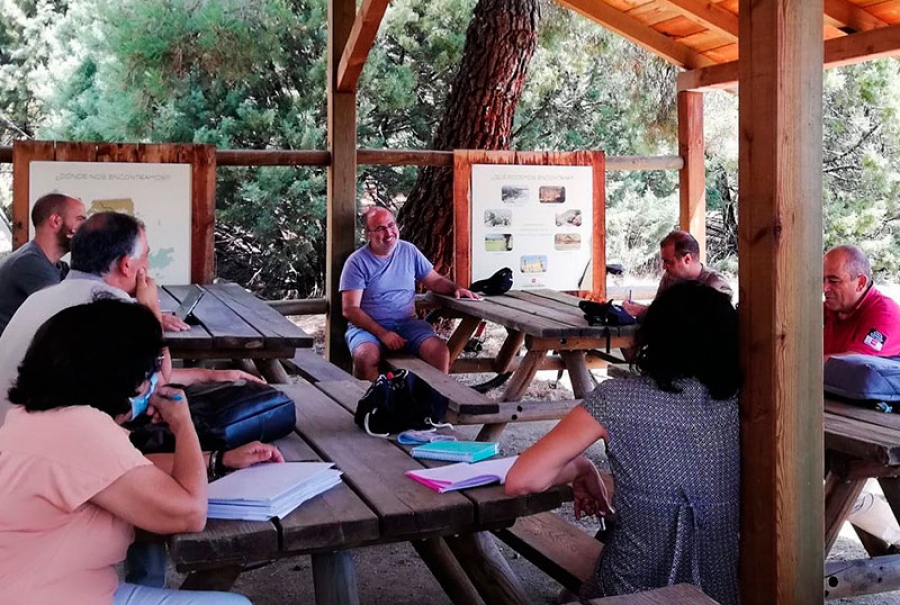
[
  {"xmin": 410, "ymin": 440, "xmax": 499, "ymax": 463},
  {"xmin": 406, "ymin": 456, "xmax": 519, "ymax": 493},
  {"xmin": 207, "ymin": 461, "xmax": 343, "ymax": 521}
]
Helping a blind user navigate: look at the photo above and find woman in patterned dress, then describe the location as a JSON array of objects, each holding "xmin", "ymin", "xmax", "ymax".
[{"xmin": 506, "ymin": 281, "xmax": 741, "ymax": 604}]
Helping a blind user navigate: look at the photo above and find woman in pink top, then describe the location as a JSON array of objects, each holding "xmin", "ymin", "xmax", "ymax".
[{"xmin": 0, "ymin": 299, "xmax": 252, "ymax": 605}]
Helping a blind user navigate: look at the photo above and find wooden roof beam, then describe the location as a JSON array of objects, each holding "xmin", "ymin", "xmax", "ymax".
[
  {"xmin": 336, "ymin": 0, "xmax": 391, "ymax": 92},
  {"xmin": 556, "ymin": 0, "xmax": 716, "ymax": 69},
  {"xmin": 678, "ymin": 22, "xmax": 900, "ymax": 91},
  {"xmin": 823, "ymin": 0, "xmax": 887, "ymax": 33},
  {"xmin": 658, "ymin": 0, "xmax": 739, "ymax": 41}
]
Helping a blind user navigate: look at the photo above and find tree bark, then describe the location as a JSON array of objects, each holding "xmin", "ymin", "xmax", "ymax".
[{"xmin": 397, "ymin": 0, "xmax": 540, "ymax": 274}]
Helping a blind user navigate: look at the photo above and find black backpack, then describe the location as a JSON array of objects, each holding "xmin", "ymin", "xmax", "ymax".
[
  {"xmin": 469, "ymin": 267, "xmax": 513, "ymax": 296},
  {"xmin": 578, "ymin": 299, "xmax": 637, "ymax": 327},
  {"xmin": 354, "ymin": 369, "xmax": 450, "ymax": 436}
]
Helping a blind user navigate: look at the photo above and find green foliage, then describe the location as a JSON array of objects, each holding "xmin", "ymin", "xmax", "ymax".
[{"xmin": 5, "ymin": 0, "xmax": 900, "ymax": 287}]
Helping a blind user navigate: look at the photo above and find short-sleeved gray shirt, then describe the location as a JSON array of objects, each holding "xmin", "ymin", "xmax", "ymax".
[
  {"xmin": 0, "ymin": 242, "xmax": 69, "ymax": 335},
  {"xmin": 339, "ymin": 240, "xmax": 433, "ymax": 326}
]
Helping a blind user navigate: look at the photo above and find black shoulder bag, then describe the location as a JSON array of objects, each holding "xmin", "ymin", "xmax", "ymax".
[{"xmin": 354, "ymin": 369, "xmax": 450, "ymax": 437}]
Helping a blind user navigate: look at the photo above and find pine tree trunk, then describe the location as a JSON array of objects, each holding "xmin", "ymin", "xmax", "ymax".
[{"xmin": 396, "ymin": 0, "xmax": 540, "ymax": 275}]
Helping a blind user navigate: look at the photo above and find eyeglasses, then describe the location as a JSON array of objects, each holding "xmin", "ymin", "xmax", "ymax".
[{"xmin": 367, "ymin": 222, "xmax": 397, "ymax": 235}]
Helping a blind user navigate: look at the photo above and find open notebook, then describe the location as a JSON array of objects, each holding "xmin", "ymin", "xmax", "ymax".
[
  {"xmin": 207, "ymin": 462, "xmax": 343, "ymax": 521},
  {"xmin": 406, "ymin": 456, "xmax": 519, "ymax": 493}
]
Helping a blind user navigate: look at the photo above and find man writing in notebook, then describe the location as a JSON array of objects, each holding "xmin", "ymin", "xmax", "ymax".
[
  {"xmin": 340, "ymin": 207, "xmax": 480, "ymax": 381},
  {"xmin": 622, "ymin": 230, "xmax": 732, "ymax": 318}
]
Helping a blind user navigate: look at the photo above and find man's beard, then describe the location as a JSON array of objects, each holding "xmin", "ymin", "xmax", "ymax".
[{"xmin": 56, "ymin": 229, "xmax": 72, "ymax": 253}]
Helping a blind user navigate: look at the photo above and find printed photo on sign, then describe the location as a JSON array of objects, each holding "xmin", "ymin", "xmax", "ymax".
[
  {"xmin": 520, "ymin": 255, "xmax": 548, "ymax": 273},
  {"xmin": 485, "ymin": 234, "xmax": 513, "ymax": 252},
  {"xmin": 554, "ymin": 233, "xmax": 581, "ymax": 251},
  {"xmin": 539, "ymin": 185, "xmax": 566, "ymax": 204},
  {"xmin": 501, "ymin": 185, "xmax": 529, "ymax": 205},
  {"xmin": 555, "ymin": 208, "xmax": 582, "ymax": 227},
  {"xmin": 484, "ymin": 209, "xmax": 512, "ymax": 228},
  {"xmin": 864, "ymin": 328, "xmax": 886, "ymax": 352}
]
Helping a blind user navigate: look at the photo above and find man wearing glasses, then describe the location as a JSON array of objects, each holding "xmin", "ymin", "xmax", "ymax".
[{"xmin": 340, "ymin": 207, "xmax": 480, "ymax": 381}]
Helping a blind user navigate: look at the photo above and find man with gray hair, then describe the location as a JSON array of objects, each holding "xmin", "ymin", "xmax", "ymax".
[
  {"xmin": 824, "ymin": 244, "xmax": 900, "ymax": 357},
  {"xmin": 0, "ymin": 212, "xmax": 261, "ymax": 424},
  {"xmin": 0, "ymin": 193, "xmax": 86, "ymax": 334}
]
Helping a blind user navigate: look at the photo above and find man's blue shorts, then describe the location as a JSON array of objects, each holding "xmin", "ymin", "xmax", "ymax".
[{"xmin": 346, "ymin": 318, "xmax": 438, "ymax": 356}]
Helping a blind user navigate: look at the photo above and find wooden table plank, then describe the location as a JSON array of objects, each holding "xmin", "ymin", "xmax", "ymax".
[
  {"xmin": 157, "ymin": 286, "xmax": 214, "ymax": 351},
  {"xmin": 493, "ymin": 291, "xmax": 595, "ymax": 330},
  {"xmin": 164, "ymin": 285, "xmax": 265, "ymax": 351},
  {"xmin": 274, "ymin": 434, "xmax": 381, "ymax": 555},
  {"xmin": 430, "ymin": 294, "xmax": 574, "ymax": 338},
  {"xmin": 824, "ymin": 412, "xmax": 900, "ymax": 465},
  {"xmin": 825, "ymin": 397, "xmax": 900, "ymax": 431},
  {"xmin": 203, "ymin": 283, "xmax": 313, "ymax": 348},
  {"xmin": 280, "ymin": 383, "xmax": 476, "ymax": 537}
]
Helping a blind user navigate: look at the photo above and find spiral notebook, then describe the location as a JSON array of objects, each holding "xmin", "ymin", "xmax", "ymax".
[{"xmin": 410, "ymin": 440, "xmax": 499, "ymax": 463}]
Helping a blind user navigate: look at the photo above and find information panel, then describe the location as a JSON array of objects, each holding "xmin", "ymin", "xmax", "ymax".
[
  {"xmin": 470, "ymin": 163, "xmax": 593, "ymax": 291},
  {"xmin": 29, "ymin": 161, "xmax": 192, "ymax": 284}
]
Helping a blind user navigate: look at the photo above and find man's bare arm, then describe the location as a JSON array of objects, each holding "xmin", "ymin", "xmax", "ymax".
[
  {"xmin": 341, "ymin": 289, "xmax": 406, "ymax": 350},
  {"xmin": 420, "ymin": 270, "xmax": 481, "ymax": 299}
]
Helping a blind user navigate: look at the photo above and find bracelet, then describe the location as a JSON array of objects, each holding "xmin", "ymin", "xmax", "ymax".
[
  {"xmin": 207, "ymin": 450, "xmax": 220, "ymax": 482},
  {"xmin": 215, "ymin": 450, "xmax": 229, "ymax": 477}
]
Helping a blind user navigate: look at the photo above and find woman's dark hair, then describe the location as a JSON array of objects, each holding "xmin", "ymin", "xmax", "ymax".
[
  {"xmin": 634, "ymin": 281, "xmax": 741, "ymax": 400},
  {"xmin": 8, "ymin": 299, "xmax": 164, "ymax": 417}
]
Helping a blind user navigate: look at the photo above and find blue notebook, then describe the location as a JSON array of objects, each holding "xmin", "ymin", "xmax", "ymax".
[{"xmin": 410, "ymin": 441, "xmax": 499, "ymax": 463}]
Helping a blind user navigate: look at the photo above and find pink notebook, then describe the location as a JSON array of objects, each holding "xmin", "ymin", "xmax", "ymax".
[{"xmin": 405, "ymin": 456, "xmax": 519, "ymax": 493}]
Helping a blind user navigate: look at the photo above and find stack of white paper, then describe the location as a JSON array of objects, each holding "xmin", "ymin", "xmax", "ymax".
[{"xmin": 207, "ymin": 462, "xmax": 343, "ymax": 521}]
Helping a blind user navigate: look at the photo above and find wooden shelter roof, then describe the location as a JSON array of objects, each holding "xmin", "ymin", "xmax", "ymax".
[{"xmin": 556, "ymin": 0, "xmax": 900, "ymax": 91}]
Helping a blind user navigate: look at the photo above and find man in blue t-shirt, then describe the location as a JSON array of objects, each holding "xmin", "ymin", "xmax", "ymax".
[{"xmin": 340, "ymin": 207, "xmax": 480, "ymax": 381}]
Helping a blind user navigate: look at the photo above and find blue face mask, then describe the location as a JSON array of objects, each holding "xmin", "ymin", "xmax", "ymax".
[{"xmin": 129, "ymin": 372, "xmax": 159, "ymax": 419}]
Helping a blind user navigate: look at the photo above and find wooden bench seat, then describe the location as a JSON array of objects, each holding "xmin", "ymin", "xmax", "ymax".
[
  {"xmin": 385, "ymin": 353, "xmax": 579, "ymax": 425},
  {"xmin": 494, "ymin": 511, "xmax": 602, "ymax": 593},
  {"xmin": 286, "ymin": 349, "xmax": 358, "ymax": 383}
]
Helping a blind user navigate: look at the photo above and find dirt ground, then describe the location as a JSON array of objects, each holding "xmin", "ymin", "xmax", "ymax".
[{"xmin": 185, "ymin": 316, "xmax": 900, "ymax": 604}]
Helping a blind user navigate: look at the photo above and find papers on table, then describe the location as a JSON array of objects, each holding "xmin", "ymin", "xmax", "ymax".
[
  {"xmin": 207, "ymin": 462, "xmax": 343, "ymax": 521},
  {"xmin": 406, "ymin": 456, "xmax": 519, "ymax": 493}
]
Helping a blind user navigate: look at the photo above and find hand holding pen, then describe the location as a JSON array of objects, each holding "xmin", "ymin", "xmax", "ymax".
[{"xmin": 147, "ymin": 385, "xmax": 190, "ymax": 428}]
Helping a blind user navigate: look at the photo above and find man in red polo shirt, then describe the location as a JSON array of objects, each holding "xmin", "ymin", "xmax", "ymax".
[{"xmin": 824, "ymin": 245, "xmax": 900, "ymax": 358}]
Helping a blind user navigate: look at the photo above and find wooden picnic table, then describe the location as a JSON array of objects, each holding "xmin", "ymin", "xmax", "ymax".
[
  {"xmin": 431, "ymin": 289, "xmax": 637, "ymax": 440},
  {"xmin": 167, "ymin": 377, "xmax": 568, "ymax": 604},
  {"xmin": 824, "ymin": 396, "xmax": 900, "ymax": 598},
  {"xmin": 157, "ymin": 283, "xmax": 313, "ymax": 381}
]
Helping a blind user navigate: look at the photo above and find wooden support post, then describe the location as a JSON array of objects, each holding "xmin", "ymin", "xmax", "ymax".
[
  {"xmin": 493, "ymin": 330, "xmax": 526, "ymax": 374},
  {"xmin": 447, "ymin": 316, "xmax": 482, "ymax": 363},
  {"xmin": 677, "ymin": 90, "xmax": 706, "ymax": 262},
  {"xmin": 254, "ymin": 358, "xmax": 291, "ymax": 384},
  {"xmin": 824, "ymin": 472, "xmax": 866, "ymax": 554},
  {"xmin": 325, "ymin": 0, "xmax": 358, "ymax": 371},
  {"xmin": 312, "ymin": 550, "xmax": 360, "ymax": 605},
  {"xmin": 559, "ymin": 350, "xmax": 596, "ymax": 398},
  {"xmin": 737, "ymin": 0, "xmax": 824, "ymax": 603},
  {"xmin": 412, "ymin": 538, "xmax": 487, "ymax": 605},
  {"xmin": 445, "ymin": 532, "xmax": 530, "ymax": 605}
]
